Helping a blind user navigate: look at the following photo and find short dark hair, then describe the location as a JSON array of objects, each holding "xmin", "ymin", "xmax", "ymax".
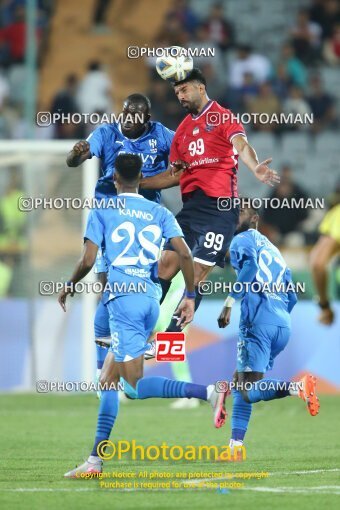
[
  {"xmin": 125, "ymin": 93, "xmax": 151, "ymax": 113},
  {"xmin": 115, "ymin": 154, "xmax": 142, "ymax": 182},
  {"xmin": 173, "ymin": 67, "xmax": 207, "ymax": 87}
]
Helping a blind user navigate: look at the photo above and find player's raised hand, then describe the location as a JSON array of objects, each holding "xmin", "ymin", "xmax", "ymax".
[
  {"xmin": 217, "ymin": 306, "xmax": 231, "ymax": 328},
  {"xmin": 174, "ymin": 297, "xmax": 195, "ymax": 329},
  {"xmin": 72, "ymin": 140, "xmax": 90, "ymax": 155},
  {"xmin": 170, "ymin": 160, "xmax": 189, "ymax": 177},
  {"xmin": 254, "ymin": 158, "xmax": 280, "ymax": 187}
]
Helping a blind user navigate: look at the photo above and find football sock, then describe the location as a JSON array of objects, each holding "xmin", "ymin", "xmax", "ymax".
[
  {"xmin": 231, "ymin": 389, "xmax": 252, "ymax": 441},
  {"xmin": 136, "ymin": 376, "xmax": 207, "ymax": 400},
  {"xmin": 246, "ymin": 379, "xmax": 291, "ymax": 403},
  {"xmin": 166, "ymin": 285, "xmax": 203, "ymax": 333},
  {"xmin": 90, "ymin": 389, "xmax": 119, "ymax": 457},
  {"xmin": 96, "ymin": 344, "xmax": 108, "ymax": 370},
  {"xmin": 159, "ymin": 277, "xmax": 172, "ymax": 304}
]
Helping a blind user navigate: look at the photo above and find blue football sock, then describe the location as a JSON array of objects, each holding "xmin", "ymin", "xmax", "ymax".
[
  {"xmin": 136, "ymin": 376, "xmax": 207, "ymax": 400},
  {"xmin": 90, "ymin": 390, "xmax": 119, "ymax": 457},
  {"xmin": 246, "ymin": 379, "xmax": 291, "ymax": 403},
  {"xmin": 96, "ymin": 343, "xmax": 108, "ymax": 370},
  {"xmin": 231, "ymin": 389, "xmax": 252, "ymax": 441}
]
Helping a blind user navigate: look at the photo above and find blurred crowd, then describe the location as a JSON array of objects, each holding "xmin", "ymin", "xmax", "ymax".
[{"xmin": 146, "ymin": 0, "xmax": 340, "ymax": 132}]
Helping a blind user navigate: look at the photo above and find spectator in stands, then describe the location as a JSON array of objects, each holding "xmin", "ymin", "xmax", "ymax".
[
  {"xmin": 282, "ymin": 85, "xmax": 312, "ymax": 131},
  {"xmin": 279, "ymin": 43, "xmax": 307, "ymax": 89},
  {"xmin": 238, "ymin": 72, "xmax": 259, "ymax": 108},
  {"xmin": 93, "ymin": 0, "xmax": 112, "ymax": 31},
  {"xmin": 147, "ymin": 74, "xmax": 184, "ymax": 130},
  {"xmin": 159, "ymin": 13, "xmax": 188, "ymax": 48},
  {"xmin": 323, "ymin": 23, "xmax": 340, "ymax": 65},
  {"xmin": 0, "ymin": 39, "xmax": 9, "ymax": 67},
  {"xmin": 167, "ymin": 0, "xmax": 199, "ymax": 36},
  {"xmin": 290, "ymin": 8, "xmax": 322, "ymax": 64},
  {"xmin": 310, "ymin": 0, "xmax": 340, "ymax": 41},
  {"xmin": 262, "ymin": 165, "xmax": 309, "ymax": 243},
  {"xmin": 50, "ymin": 74, "xmax": 84, "ymax": 139},
  {"xmin": 271, "ymin": 63, "xmax": 291, "ymax": 101},
  {"xmin": 76, "ymin": 61, "xmax": 112, "ymax": 115},
  {"xmin": 203, "ymin": 3, "xmax": 234, "ymax": 53},
  {"xmin": 0, "ymin": 4, "xmax": 40, "ymax": 64},
  {"xmin": 229, "ymin": 44, "xmax": 271, "ymax": 89},
  {"xmin": 307, "ymin": 75, "xmax": 337, "ymax": 133},
  {"xmin": 0, "ymin": 70, "xmax": 9, "ymax": 107},
  {"xmin": 246, "ymin": 82, "xmax": 281, "ymax": 132},
  {"xmin": 187, "ymin": 24, "xmax": 224, "ymax": 78}
]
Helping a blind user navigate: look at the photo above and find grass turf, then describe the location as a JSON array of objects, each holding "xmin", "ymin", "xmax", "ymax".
[{"xmin": 0, "ymin": 393, "xmax": 339, "ymax": 510}]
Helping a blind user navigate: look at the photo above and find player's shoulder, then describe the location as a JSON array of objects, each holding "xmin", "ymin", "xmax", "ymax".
[
  {"xmin": 142, "ymin": 198, "xmax": 174, "ymax": 219},
  {"xmin": 87, "ymin": 122, "xmax": 119, "ymax": 139},
  {"xmin": 230, "ymin": 229, "xmax": 257, "ymax": 249},
  {"xmin": 148, "ymin": 121, "xmax": 174, "ymax": 139},
  {"xmin": 174, "ymin": 114, "xmax": 192, "ymax": 133},
  {"xmin": 212, "ymin": 100, "xmax": 230, "ymax": 114}
]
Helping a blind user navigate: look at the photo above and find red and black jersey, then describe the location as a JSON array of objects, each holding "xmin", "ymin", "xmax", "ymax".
[{"xmin": 170, "ymin": 100, "xmax": 246, "ymax": 198}]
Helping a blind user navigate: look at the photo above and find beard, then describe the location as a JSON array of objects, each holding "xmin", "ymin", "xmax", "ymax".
[{"xmin": 235, "ymin": 221, "xmax": 250, "ymax": 235}]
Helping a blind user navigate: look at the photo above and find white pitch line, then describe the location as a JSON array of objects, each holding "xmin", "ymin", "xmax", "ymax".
[{"xmin": 0, "ymin": 486, "xmax": 339, "ymax": 494}]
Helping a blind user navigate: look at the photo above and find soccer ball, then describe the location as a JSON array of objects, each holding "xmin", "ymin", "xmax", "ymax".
[{"xmin": 156, "ymin": 46, "xmax": 193, "ymax": 83}]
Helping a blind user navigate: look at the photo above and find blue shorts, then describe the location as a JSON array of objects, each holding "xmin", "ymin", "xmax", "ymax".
[
  {"xmin": 237, "ymin": 324, "xmax": 290, "ymax": 373},
  {"xmin": 163, "ymin": 190, "xmax": 238, "ymax": 268},
  {"xmin": 107, "ymin": 295, "xmax": 160, "ymax": 362}
]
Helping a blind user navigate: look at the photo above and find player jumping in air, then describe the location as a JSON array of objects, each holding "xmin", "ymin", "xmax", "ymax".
[
  {"xmin": 217, "ymin": 203, "xmax": 320, "ymax": 456},
  {"xmin": 59, "ymin": 154, "xmax": 228, "ymax": 477},
  {"xmin": 66, "ymin": 94, "xmax": 177, "ymax": 386},
  {"xmin": 140, "ymin": 68, "xmax": 280, "ymax": 355}
]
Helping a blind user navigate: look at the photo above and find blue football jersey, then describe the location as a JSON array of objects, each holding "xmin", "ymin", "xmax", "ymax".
[
  {"xmin": 229, "ymin": 229, "xmax": 295, "ymax": 327},
  {"xmin": 86, "ymin": 121, "xmax": 174, "ymax": 202},
  {"xmin": 84, "ymin": 193, "xmax": 183, "ymax": 301}
]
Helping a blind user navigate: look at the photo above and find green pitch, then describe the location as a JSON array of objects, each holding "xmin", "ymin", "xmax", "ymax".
[{"xmin": 0, "ymin": 394, "xmax": 339, "ymax": 510}]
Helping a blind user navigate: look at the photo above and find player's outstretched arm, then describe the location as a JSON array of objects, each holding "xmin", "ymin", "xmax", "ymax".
[
  {"xmin": 232, "ymin": 135, "xmax": 280, "ymax": 187},
  {"xmin": 58, "ymin": 240, "xmax": 98, "ymax": 312},
  {"xmin": 169, "ymin": 236, "xmax": 195, "ymax": 328},
  {"xmin": 66, "ymin": 141, "xmax": 91, "ymax": 167},
  {"xmin": 140, "ymin": 168, "xmax": 181, "ymax": 190}
]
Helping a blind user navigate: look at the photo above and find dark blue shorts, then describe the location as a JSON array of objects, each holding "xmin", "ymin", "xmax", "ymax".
[{"xmin": 164, "ymin": 189, "xmax": 239, "ymax": 268}]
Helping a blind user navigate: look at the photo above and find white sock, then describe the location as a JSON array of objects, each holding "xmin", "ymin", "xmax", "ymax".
[
  {"xmin": 87, "ymin": 455, "xmax": 102, "ymax": 464},
  {"xmin": 229, "ymin": 439, "xmax": 243, "ymax": 448},
  {"xmin": 289, "ymin": 382, "xmax": 300, "ymax": 396},
  {"xmin": 206, "ymin": 384, "xmax": 214, "ymax": 401}
]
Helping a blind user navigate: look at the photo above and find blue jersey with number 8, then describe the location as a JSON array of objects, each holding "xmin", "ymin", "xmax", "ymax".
[{"xmin": 229, "ymin": 229, "xmax": 296, "ymax": 327}]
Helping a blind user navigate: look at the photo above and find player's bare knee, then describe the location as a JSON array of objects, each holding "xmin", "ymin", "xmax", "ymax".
[
  {"xmin": 194, "ymin": 262, "xmax": 212, "ymax": 285},
  {"xmin": 158, "ymin": 251, "xmax": 179, "ymax": 280}
]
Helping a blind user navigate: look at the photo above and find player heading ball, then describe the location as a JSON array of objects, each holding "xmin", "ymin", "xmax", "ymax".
[{"xmin": 140, "ymin": 67, "xmax": 280, "ymax": 343}]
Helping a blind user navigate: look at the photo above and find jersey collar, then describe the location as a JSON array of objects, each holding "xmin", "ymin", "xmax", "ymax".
[
  {"xmin": 191, "ymin": 99, "xmax": 214, "ymax": 120},
  {"xmin": 118, "ymin": 192, "xmax": 145, "ymax": 198}
]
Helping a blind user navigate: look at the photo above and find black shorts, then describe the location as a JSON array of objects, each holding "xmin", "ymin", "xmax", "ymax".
[{"xmin": 164, "ymin": 189, "xmax": 239, "ymax": 268}]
